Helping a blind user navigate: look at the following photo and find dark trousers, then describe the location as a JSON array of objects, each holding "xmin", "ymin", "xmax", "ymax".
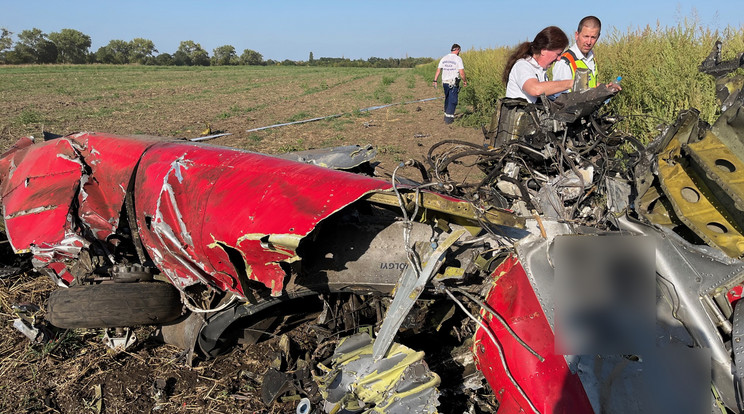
[{"xmin": 443, "ymin": 83, "xmax": 460, "ymax": 116}]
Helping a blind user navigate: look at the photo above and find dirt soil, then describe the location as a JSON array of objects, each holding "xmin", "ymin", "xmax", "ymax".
[{"xmin": 0, "ymin": 68, "xmax": 489, "ymax": 413}]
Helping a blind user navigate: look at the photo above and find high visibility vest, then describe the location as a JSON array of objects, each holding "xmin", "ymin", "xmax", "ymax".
[{"xmin": 560, "ymin": 50, "xmax": 597, "ymax": 88}]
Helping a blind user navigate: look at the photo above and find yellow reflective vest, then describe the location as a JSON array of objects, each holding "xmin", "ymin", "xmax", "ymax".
[{"xmin": 560, "ymin": 50, "xmax": 597, "ymax": 88}]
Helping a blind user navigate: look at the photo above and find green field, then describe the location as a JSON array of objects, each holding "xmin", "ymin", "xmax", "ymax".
[
  {"xmin": 0, "ymin": 63, "xmax": 490, "ymax": 179},
  {"xmin": 0, "ymin": 65, "xmax": 416, "ymax": 142}
]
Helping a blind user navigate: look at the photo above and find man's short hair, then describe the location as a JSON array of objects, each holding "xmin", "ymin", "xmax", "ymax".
[
  {"xmin": 578, "ymin": 16, "xmax": 601, "ymax": 33},
  {"xmin": 451, "ymin": 44, "xmax": 461, "ymax": 51}
]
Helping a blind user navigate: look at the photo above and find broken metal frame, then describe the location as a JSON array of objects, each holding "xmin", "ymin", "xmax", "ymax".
[{"xmin": 6, "ymin": 42, "xmax": 744, "ymax": 412}]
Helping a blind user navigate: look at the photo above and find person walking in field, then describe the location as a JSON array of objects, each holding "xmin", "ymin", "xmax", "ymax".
[{"xmin": 433, "ymin": 44, "xmax": 467, "ymax": 124}]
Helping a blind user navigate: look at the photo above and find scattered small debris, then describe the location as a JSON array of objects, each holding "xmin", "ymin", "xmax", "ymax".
[{"xmin": 102, "ymin": 328, "xmax": 137, "ymax": 351}]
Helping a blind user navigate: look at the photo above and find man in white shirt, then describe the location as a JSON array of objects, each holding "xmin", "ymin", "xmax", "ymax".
[
  {"xmin": 552, "ymin": 16, "xmax": 601, "ymax": 91},
  {"xmin": 433, "ymin": 44, "xmax": 467, "ymax": 124}
]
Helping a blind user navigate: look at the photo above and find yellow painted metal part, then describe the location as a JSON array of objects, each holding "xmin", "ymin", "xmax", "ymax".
[
  {"xmin": 365, "ymin": 191, "xmax": 525, "ymax": 231},
  {"xmin": 316, "ymin": 335, "xmax": 440, "ymax": 413},
  {"xmin": 636, "ymin": 185, "xmax": 677, "ymax": 228},
  {"xmin": 658, "ymin": 159, "xmax": 744, "ymax": 257},
  {"xmin": 686, "ymin": 130, "xmax": 744, "ymax": 211},
  {"xmin": 641, "ymin": 107, "xmax": 744, "ymax": 258},
  {"xmin": 358, "ymin": 346, "xmax": 439, "ymax": 410}
]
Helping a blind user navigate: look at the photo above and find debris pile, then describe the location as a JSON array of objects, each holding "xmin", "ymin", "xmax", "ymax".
[
  {"xmin": 423, "ymin": 84, "xmax": 640, "ymax": 229},
  {"xmin": 4, "ymin": 40, "xmax": 744, "ymax": 414}
]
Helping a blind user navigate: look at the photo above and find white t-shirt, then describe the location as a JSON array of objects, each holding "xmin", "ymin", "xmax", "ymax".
[
  {"xmin": 552, "ymin": 44, "xmax": 596, "ymax": 81},
  {"xmin": 438, "ymin": 53, "xmax": 464, "ymax": 83},
  {"xmin": 505, "ymin": 57, "xmax": 546, "ymax": 103}
]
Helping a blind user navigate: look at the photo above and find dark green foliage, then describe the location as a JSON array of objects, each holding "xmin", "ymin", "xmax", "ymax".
[
  {"xmin": 7, "ymin": 28, "xmax": 57, "ymax": 64},
  {"xmin": 213, "ymin": 45, "xmax": 238, "ymax": 66},
  {"xmin": 240, "ymin": 49, "xmax": 264, "ymax": 66},
  {"xmin": 48, "ymin": 29, "xmax": 91, "ymax": 64}
]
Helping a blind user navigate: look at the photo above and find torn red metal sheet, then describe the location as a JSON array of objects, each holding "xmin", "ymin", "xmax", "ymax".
[
  {"xmin": 68, "ymin": 133, "xmax": 162, "ymax": 241},
  {"xmin": 474, "ymin": 255, "xmax": 593, "ymax": 414},
  {"xmin": 0, "ymin": 133, "xmax": 163, "ymax": 283},
  {"xmin": 132, "ymin": 141, "xmax": 392, "ymax": 297},
  {"xmin": 0, "ymin": 138, "xmax": 83, "ymax": 253}
]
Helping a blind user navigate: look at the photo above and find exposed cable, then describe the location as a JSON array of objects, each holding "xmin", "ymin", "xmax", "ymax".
[
  {"xmin": 391, "ymin": 163, "xmax": 422, "ymax": 274},
  {"xmin": 443, "ymin": 288, "xmax": 542, "ymax": 414},
  {"xmin": 180, "ymin": 291, "xmax": 240, "ymax": 314},
  {"xmin": 450, "ymin": 287, "xmax": 544, "ymax": 362}
]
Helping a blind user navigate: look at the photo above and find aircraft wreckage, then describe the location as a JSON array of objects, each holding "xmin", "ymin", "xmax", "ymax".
[{"xmin": 3, "ymin": 44, "xmax": 744, "ymax": 413}]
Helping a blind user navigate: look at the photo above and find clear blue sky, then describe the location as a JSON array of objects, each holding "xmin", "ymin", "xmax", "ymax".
[{"xmin": 4, "ymin": 0, "xmax": 743, "ymax": 61}]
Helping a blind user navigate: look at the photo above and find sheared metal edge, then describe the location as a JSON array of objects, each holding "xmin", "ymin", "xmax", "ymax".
[
  {"xmin": 657, "ymin": 155, "xmax": 744, "ymax": 258},
  {"xmin": 4, "ymin": 138, "xmax": 87, "ymax": 269},
  {"xmin": 317, "ymin": 333, "xmax": 440, "ymax": 413},
  {"xmin": 514, "ymin": 220, "xmax": 611, "ymax": 412},
  {"xmin": 29, "ymin": 231, "xmax": 88, "ymax": 262},
  {"xmin": 205, "ymin": 233, "xmax": 302, "ymax": 294},
  {"xmin": 227, "ymin": 190, "xmax": 394, "ymax": 297},
  {"xmin": 150, "ymin": 155, "xmax": 213, "ymax": 290},
  {"xmin": 277, "ymin": 145, "xmax": 377, "ymax": 170},
  {"xmin": 79, "ymin": 175, "xmax": 90, "ymax": 202},
  {"xmin": 3, "ymin": 205, "xmax": 57, "ymax": 219},
  {"xmin": 30, "ymin": 231, "xmax": 89, "ymax": 286},
  {"xmin": 55, "ymin": 151, "xmax": 83, "ymax": 166},
  {"xmin": 617, "ymin": 216, "xmax": 739, "ymax": 409},
  {"xmin": 372, "ymin": 229, "xmax": 466, "ymax": 360},
  {"xmin": 4, "ymin": 157, "xmax": 17, "ymax": 187}
]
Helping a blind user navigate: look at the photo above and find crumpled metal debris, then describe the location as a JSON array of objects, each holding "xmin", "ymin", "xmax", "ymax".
[
  {"xmin": 102, "ymin": 328, "xmax": 137, "ymax": 351},
  {"xmin": 277, "ymin": 145, "xmax": 377, "ymax": 172},
  {"xmin": 635, "ymin": 104, "xmax": 744, "ymax": 258},
  {"xmin": 315, "ymin": 334, "xmax": 440, "ymax": 414},
  {"xmin": 425, "ymin": 84, "xmax": 637, "ymax": 229},
  {"xmin": 6, "ymin": 40, "xmax": 744, "ymax": 414},
  {"xmin": 12, "ymin": 303, "xmax": 52, "ymax": 343}
]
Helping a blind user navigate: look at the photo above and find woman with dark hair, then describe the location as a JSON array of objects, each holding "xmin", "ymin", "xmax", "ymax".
[{"xmin": 503, "ymin": 26, "xmax": 574, "ymax": 103}]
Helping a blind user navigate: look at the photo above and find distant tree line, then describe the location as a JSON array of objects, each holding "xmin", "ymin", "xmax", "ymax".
[{"xmin": 0, "ymin": 27, "xmax": 432, "ymax": 67}]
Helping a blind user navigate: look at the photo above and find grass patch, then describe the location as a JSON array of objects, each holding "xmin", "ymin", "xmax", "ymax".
[
  {"xmin": 321, "ymin": 134, "xmax": 346, "ymax": 146},
  {"xmin": 218, "ymin": 104, "xmax": 249, "ymax": 119},
  {"xmin": 89, "ymin": 107, "xmax": 116, "ymax": 118},
  {"xmin": 286, "ymin": 111, "xmax": 314, "ymax": 123},
  {"xmin": 302, "ymin": 80, "xmax": 330, "ymax": 95},
  {"xmin": 373, "ymin": 86, "xmax": 393, "ymax": 103},
  {"xmin": 16, "ymin": 110, "xmax": 43, "ymax": 125},
  {"xmin": 381, "ymin": 75, "xmax": 396, "ymax": 86},
  {"xmin": 331, "ymin": 118, "xmax": 354, "ymax": 131},
  {"xmin": 406, "ymin": 74, "xmax": 416, "ymax": 89},
  {"xmin": 277, "ymin": 138, "xmax": 306, "ymax": 152},
  {"xmin": 378, "ymin": 144, "xmax": 405, "ymax": 162}
]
